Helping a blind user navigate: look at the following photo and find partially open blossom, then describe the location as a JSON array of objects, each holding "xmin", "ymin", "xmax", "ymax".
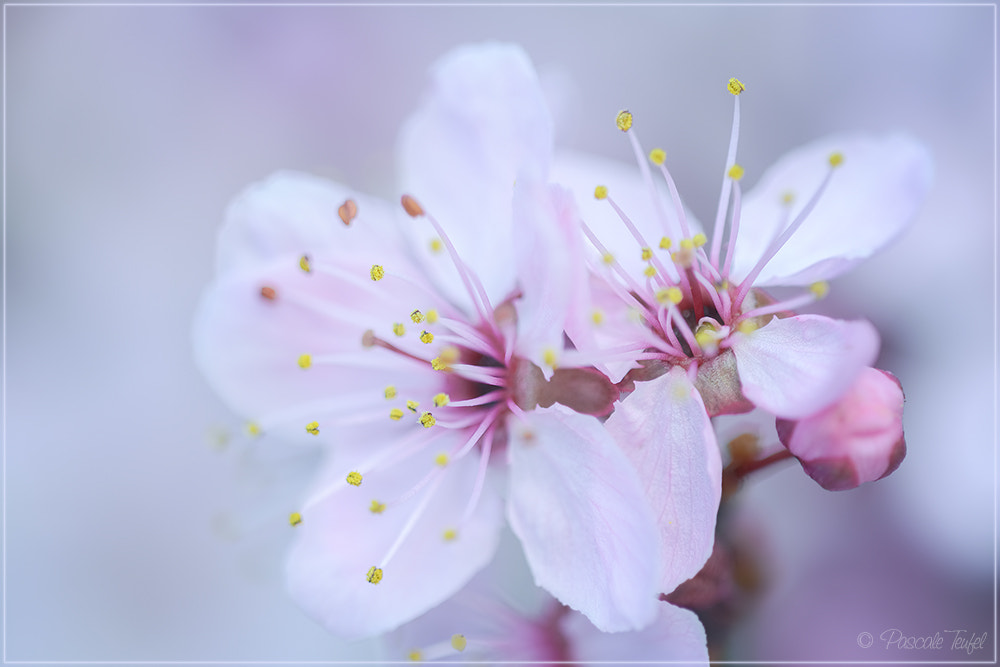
[
  {"xmin": 776, "ymin": 367, "xmax": 906, "ymax": 491},
  {"xmin": 193, "ymin": 43, "xmax": 665, "ymax": 639}
]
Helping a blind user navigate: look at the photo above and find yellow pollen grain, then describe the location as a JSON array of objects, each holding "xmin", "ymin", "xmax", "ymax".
[
  {"xmin": 419, "ymin": 330, "xmax": 434, "ymax": 344},
  {"xmin": 728, "ymin": 164, "xmax": 745, "ymax": 181},
  {"xmin": 656, "ymin": 286, "xmax": 683, "ymax": 305},
  {"xmin": 384, "ymin": 385, "xmax": 397, "ymax": 399},
  {"xmin": 431, "ymin": 357, "xmax": 448, "ymax": 371},
  {"xmin": 297, "ymin": 353, "xmax": 312, "ymax": 369},
  {"xmin": 289, "ymin": 512, "xmax": 302, "ymax": 527},
  {"xmin": 426, "ymin": 309, "xmax": 439, "ymax": 324},
  {"xmin": 680, "ymin": 238, "xmax": 695, "ymax": 250},
  {"xmin": 442, "ymin": 528, "xmax": 458, "ymax": 542},
  {"xmin": 407, "ymin": 650, "xmax": 422, "ymax": 662},
  {"xmin": 602, "ymin": 252, "xmax": 615, "ymax": 265},
  {"xmin": 389, "ymin": 408, "xmax": 404, "ymax": 421},
  {"xmin": 644, "ymin": 265, "xmax": 657, "ymax": 278},
  {"xmin": 435, "ymin": 452, "xmax": 449, "ymax": 467},
  {"xmin": 369, "ymin": 500, "xmax": 386, "ymax": 514},
  {"xmin": 451, "ymin": 634, "xmax": 467, "ymax": 652},
  {"xmin": 401, "ymin": 194, "xmax": 424, "ymax": 217},
  {"xmin": 346, "ymin": 471, "xmax": 363, "ymax": 486},
  {"xmin": 828, "ymin": 152, "xmax": 845, "ymax": 168},
  {"xmin": 406, "ymin": 400, "xmax": 419, "ymax": 412},
  {"xmin": 366, "ymin": 566, "xmax": 383, "ymax": 585},
  {"xmin": 410, "ymin": 309, "xmax": 424, "ymax": 324},
  {"xmin": 659, "ymin": 236, "xmax": 672, "ymax": 250},
  {"xmin": 299, "ymin": 255, "xmax": 311, "ymax": 273},
  {"xmin": 594, "ymin": 185, "xmax": 608, "ymax": 200},
  {"xmin": 591, "ymin": 309, "xmax": 604, "ymax": 326},
  {"xmin": 440, "ymin": 346, "xmax": 460, "ymax": 363},
  {"xmin": 419, "ymin": 412, "xmax": 436, "ymax": 428},
  {"xmin": 737, "ymin": 319, "xmax": 759, "ymax": 334},
  {"xmin": 433, "ymin": 393, "xmax": 450, "ymax": 407},
  {"xmin": 782, "ymin": 191, "xmax": 796, "ymax": 205},
  {"xmin": 392, "ymin": 322, "xmax": 406, "ymax": 337},
  {"xmin": 305, "ymin": 421, "xmax": 320, "ymax": 436},
  {"xmin": 246, "ymin": 422, "xmax": 261, "ymax": 437},
  {"xmin": 810, "ymin": 281, "xmax": 830, "ymax": 299},
  {"xmin": 649, "ymin": 148, "xmax": 666, "ymax": 165},
  {"xmin": 370, "ymin": 264, "xmax": 385, "ymax": 281},
  {"xmin": 543, "ymin": 348, "xmax": 558, "ymax": 368},
  {"xmin": 728, "ymin": 77, "xmax": 746, "ymax": 95},
  {"xmin": 693, "ymin": 233, "xmax": 708, "ymax": 247},
  {"xmin": 615, "ymin": 109, "xmax": 633, "ymax": 131},
  {"xmin": 429, "ymin": 238, "xmax": 444, "ymax": 253},
  {"xmin": 641, "ymin": 247, "xmax": 653, "ymax": 261}
]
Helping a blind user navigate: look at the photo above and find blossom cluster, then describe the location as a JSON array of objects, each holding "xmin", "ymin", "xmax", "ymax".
[{"xmin": 193, "ymin": 43, "xmax": 931, "ymax": 661}]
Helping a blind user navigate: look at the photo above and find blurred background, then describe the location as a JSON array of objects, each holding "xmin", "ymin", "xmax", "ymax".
[{"xmin": 5, "ymin": 3, "xmax": 994, "ymax": 663}]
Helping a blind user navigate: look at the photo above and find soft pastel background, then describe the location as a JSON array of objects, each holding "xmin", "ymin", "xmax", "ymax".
[{"xmin": 5, "ymin": 3, "xmax": 995, "ymax": 663}]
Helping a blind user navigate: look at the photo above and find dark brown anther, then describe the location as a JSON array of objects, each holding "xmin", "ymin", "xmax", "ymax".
[{"xmin": 338, "ymin": 199, "xmax": 358, "ymax": 226}]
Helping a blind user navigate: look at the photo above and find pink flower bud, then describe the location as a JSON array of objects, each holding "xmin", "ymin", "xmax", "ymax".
[{"xmin": 776, "ymin": 367, "xmax": 905, "ymax": 491}]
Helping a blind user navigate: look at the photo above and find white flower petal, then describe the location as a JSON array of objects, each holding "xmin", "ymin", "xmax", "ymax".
[
  {"xmin": 730, "ymin": 133, "xmax": 933, "ymax": 286},
  {"xmin": 605, "ymin": 367, "xmax": 723, "ymax": 594},
  {"xmin": 731, "ymin": 314, "xmax": 880, "ymax": 419},
  {"xmin": 506, "ymin": 407, "xmax": 660, "ymax": 632},
  {"xmin": 561, "ymin": 602, "xmax": 709, "ymax": 663},
  {"xmin": 286, "ymin": 436, "xmax": 504, "ymax": 639},
  {"xmin": 398, "ymin": 42, "xmax": 553, "ymax": 306}
]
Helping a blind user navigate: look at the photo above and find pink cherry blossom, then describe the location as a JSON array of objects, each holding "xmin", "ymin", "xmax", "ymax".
[{"xmin": 193, "ymin": 43, "xmax": 662, "ymax": 639}]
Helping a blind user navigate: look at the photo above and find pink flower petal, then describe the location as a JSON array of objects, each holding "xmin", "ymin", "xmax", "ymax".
[
  {"xmin": 777, "ymin": 367, "xmax": 906, "ymax": 490},
  {"xmin": 561, "ymin": 601, "xmax": 709, "ymax": 663},
  {"xmin": 285, "ymin": 434, "xmax": 504, "ymax": 639},
  {"xmin": 730, "ymin": 133, "xmax": 933, "ymax": 286},
  {"xmin": 506, "ymin": 407, "xmax": 661, "ymax": 632},
  {"xmin": 398, "ymin": 43, "xmax": 553, "ymax": 307},
  {"xmin": 730, "ymin": 314, "xmax": 880, "ymax": 420},
  {"xmin": 605, "ymin": 367, "xmax": 723, "ymax": 594}
]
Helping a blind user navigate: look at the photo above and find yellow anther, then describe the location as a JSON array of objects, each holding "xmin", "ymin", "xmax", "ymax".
[
  {"xmin": 366, "ymin": 566, "xmax": 383, "ymax": 584},
  {"xmin": 594, "ymin": 185, "xmax": 608, "ymax": 200},
  {"xmin": 369, "ymin": 500, "xmax": 386, "ymax": 514},
  {"xmin": 719, "ymin": 279, "xmax": 730, "ymax": 290},
  {"xmin": 401, "ymin": 194, "xmax": 424, "ymax": 217},
  {"xmin": 440, "ymin": 346, "xmax": 460, "ymax": 363},
  {"xmin": 615, "ymin": 109, "xmax": 633, "ymax": 131},
  {"xmin": 389, "ymin": 408, "xmax": 404, "ymax": 421},
  {"xmin": 693, "ymin": 233, "xmax": 708, "ymax": 247},
  {"xmin": 299, "ymin": 255, "xmax": 311, "ymax": 273},
  {"xmin": 297, "ymin": 353, "xmax": 312, "ymax": 369},
  {"xmin": 406, "ymin": 400, "xmax": 419, "ymax": 412},
  {"xmin": 656, "ymin": 286, "xmax": 684, "ymax": 305},
  {"xmin": 392, "ymin": 322, "xmax": 406, "ymax": 337},
  {"xmin": 419, "ymin": 412, "xmax": 436, "ymax": 428},
  {"xmin": 680, "ymin": 238, "xmax": 694, "ymax": 250},
  {"xmin": 602, "ymin": 252, "xmax": 615, "ymax": 265},
  {"xmin": 245, "ymin": 422, "xmax": 261, "ymax": 437},
  {"xmin": 727, "ymin": 77, "xmax": 746, "ymax": 95},
  {"xmin": 338, "ymin": 198, "xmax": 358, "ymax": 226},
  {"xmin": 591, "ymin": 309, "xmax": 605, "ymax": 326},
  {"xmin": 305, "ymin": 421, "xmax": 320, "ymax": 436},
  {"xmin": 695, "ymin": 329, "xmax": 714, "ymax": 348},
  {"xmin": 260, "ymin": 285, "xmax": 277, "ymax": 301},
  {"xmin": 429, "ymin": 238, "xmax": 444, "ymax": 253},
  {"xmin": 737, "ymin": 319, "xmax": 759, "ymax": 334},
  {"xmin": 543, "ymin": 348, "xmax": 558, "ymax": 368},
  {"xmin": 426, "ymin": 309, "xmax": 439, "ymax": 324},
  {"xmin": 411, "ymin": 309, "xmax": 424, "ymax": 323},
  {"xmin": 641, "ymin": 247, "xmax": 653, "ymax": 261},
  {"xmin": 346, "ymin": 471, "xmax": 363, "ymax": 486},
  {"xmin": 419, "ymin": 330, "xmax": 434, "ymax": 344},
  {"xmin": 810, "ymin": 281, "xmax": 830, "ymax": 299},
  {"xmin": 435, "ymin": 452, "xmax": 449, "ymax": 467},
  {"xmin": 433, "ymin": 393, "xmax": 450, "ymax": 407},
  {"xmin": 828, "ymin": 152, "xmax": 844, "ymax": 168},
  {"xmin": 431, "ymin": 357, "xmax": 449, "ymax": 371},
  {"xmin": 782, "ymin": 191, "xmax": 795, "ymax": 205},
  {"xmin": 451, "ymin": 634, "xmax": 467, "ymax": 652},
  {"xmin": 442, "ymin": 528, "xmax": 458, "ymax": 542},
  {"xmin": 728, "ymin": 164, "xmax": 745, "ymax": 181},
  {"xmin": 649, "ymin": 148, "xmax": 666, "ymax": 165},
  {"xmin": 289, "ymin": 512, "xmax": 302, "ymax": 527},
  {"xmin": 407, "ymin": 650, "xmax": 422, "ymax": 662},
  {"xmin": 659, "ymin": 236, "xmax": 672, "ymax": 250},
  {"xmin": 384, "ymin": 385, "xmax": 397, "ymax": 399},
  {"xmin": 643, "ymin": 265, "xmax": 657, "ymax": 278},
  {"xmin": 370, "ymin": 264, "xmax": 385, "ymax": 281}
]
